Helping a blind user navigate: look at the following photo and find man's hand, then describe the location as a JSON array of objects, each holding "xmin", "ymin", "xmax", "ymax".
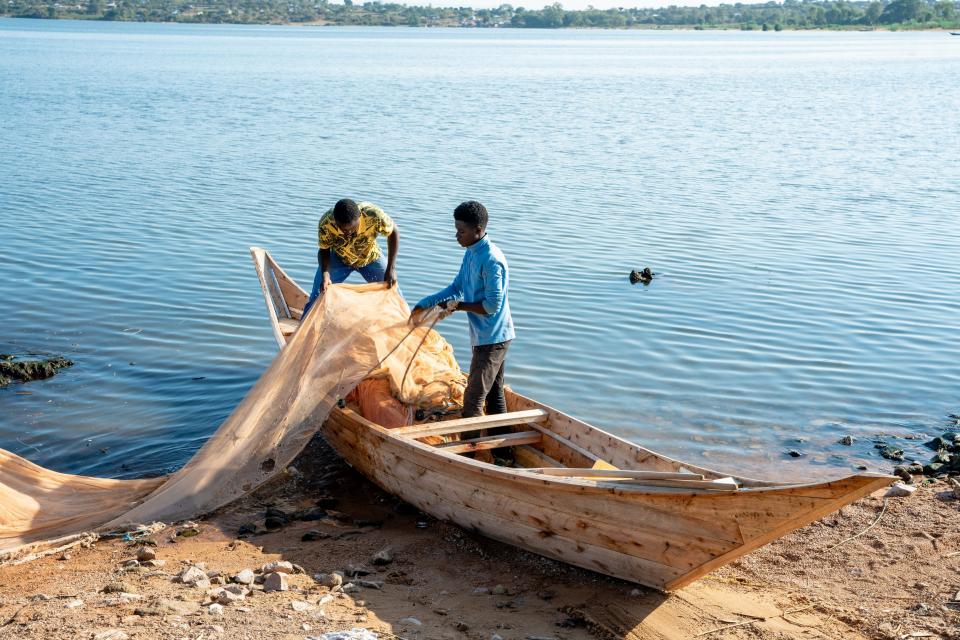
[
  {"xmin": 322, "ymin": 272, "xmax": 332, "ymax": 289},
  {"xmin": 409, "ymin": 305, "xmax": 427, "ymax": 326},
  {"xmin": 385, "ymin": 265, "xmax": 397, "ymax": 288},
  {"xmin": 442, "ymin": 299, "xmax": 459, "ymax": 313}
]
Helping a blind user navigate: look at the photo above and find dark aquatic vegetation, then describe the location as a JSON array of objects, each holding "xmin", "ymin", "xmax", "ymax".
[{"xmin": 0, "ymin": 354, "xmax": 73, "ymax": 387}]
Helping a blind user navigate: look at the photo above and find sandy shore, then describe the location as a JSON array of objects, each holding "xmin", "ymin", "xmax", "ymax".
[{"xmin": 2, "ymin": 436, "xmax": 958, "ymax": 640}]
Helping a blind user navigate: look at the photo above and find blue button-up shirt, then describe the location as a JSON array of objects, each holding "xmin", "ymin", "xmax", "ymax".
[{"xmin": 416, "ymin": 236, "xmax": 515, "ymax": 347}]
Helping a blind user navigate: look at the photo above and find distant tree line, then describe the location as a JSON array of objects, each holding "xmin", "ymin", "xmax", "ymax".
[{"xmin": 3, "ymin": 0, "xmax": 958, "ymax": 29}]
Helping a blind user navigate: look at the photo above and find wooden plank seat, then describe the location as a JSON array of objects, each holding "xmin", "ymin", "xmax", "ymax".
[
  {"xmin": 393, "ymin": 408, "xmax": 549, "ymax": 440},
  {"xmin": 437, "ymin": 431, "xmax": 542, "ymax": 455}
]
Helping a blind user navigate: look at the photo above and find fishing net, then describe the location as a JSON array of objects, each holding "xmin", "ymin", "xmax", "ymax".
[{"xmin": 0, "ymin": 283, "xmax": 464, "ymax": 559}]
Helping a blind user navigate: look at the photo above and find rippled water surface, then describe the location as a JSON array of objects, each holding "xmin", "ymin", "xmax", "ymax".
[{"xmin": 1, "ymin": 19, "xmax": 958, "ymax": 480}]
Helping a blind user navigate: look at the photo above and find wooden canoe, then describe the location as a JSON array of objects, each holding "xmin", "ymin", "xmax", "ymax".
[{"xmin": 250, "ymin": 246, "xmax": 895, "ymax": 592}]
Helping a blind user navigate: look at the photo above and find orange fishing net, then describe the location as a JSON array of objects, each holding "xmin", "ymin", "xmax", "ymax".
[{"xmin": 0, "ymin": 283, "xmax": 464, "ymax": 559}]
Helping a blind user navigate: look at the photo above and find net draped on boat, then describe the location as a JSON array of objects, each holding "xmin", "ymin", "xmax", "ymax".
[{"xmin": 0, "ymin": 283, "xmax": 465, "ymax": 558}]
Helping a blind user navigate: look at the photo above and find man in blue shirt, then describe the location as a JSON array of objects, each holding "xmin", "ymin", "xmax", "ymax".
[{"xmin": 410, "ymin": 201, "xmax": 515, "ymax": 418}]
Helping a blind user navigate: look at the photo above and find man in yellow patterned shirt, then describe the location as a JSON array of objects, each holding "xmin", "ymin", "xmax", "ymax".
[{"xmin": 302, "ymin": 198, "xmax": 400, "ymax": 316}]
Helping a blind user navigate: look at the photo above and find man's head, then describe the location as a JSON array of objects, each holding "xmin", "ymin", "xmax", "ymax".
[
  {"xmin": 453, "ymin": 200, "xmax": 487, "ymax": 248},
  {"xmin": 333, "ymin": 198, "xmax": 361, "ymax": 234}
]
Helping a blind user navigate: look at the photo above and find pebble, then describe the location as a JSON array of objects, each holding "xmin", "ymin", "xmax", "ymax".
[
  {"xmin": 261, "ymin": 560, "xmax": 294, "ymax": 574},
  {"xmin": 115, "ymin": 592, "xmax": 141, "ymax": 604},
  {"xmin": 318, "ymin": 594, "xmax": 335, "ymax": 605},
  {"xmin": 491, "ymin": 584, "xmax": 507, "ymax": 596},
  {"xmin": 342, "ymin": 583, "xmax": 360, "ymax": 594},
  {"xmin": 141, "ymin": 559, "xmax": 166, "ymax": 568},
  {"xmin": 102, "ymin": 582, "xmax": 135, "ymax": 594},
  {"xmin": 358, "ymin": 580, "xmax": 383, "ymax": 590},
  {"xmin": 400, "ymin": 617, "xmax": 422, "ymax": 626},
  {"xmin": 344, "ymin": 564, "xmax": 372, "ymax": 577},
  {"xmin": 65, "ymin": 599, "xmax": 84, "ymax": 609},
  {"xmin": 893, "ymin": 466, "xmax": 912, "ymax": 483},
  {"xmin": 291, "ymin": 600, "xmax": 314, "ymax": 612},
  {"xmin": 315, "ymin": 572, "xmax": 344, "ymax": 588},
  {"xmin": 136, "ymin": 547, "xmax": 156, "ymax": 562},
  {"xmin": 208, "ymin": 603, "xmax": 224, "ymax": 615},
  {"xmin": 455, "ymin": 621, "xmax": 470, "ymax": 631},
  {"xmin": 492, "ymin": 634, "xmax": 504, "ymax": 640},
  {"xmin": 630, "ymin": 588, "xmax": 642, "ymax": 596},
  {"xmin": 178, "ymin": 566, "xmax": 210, "ymax": 586},
  {"xmin": 58, "ymin": 553, "xmax": 71, "ymax": 561},
  {"xmin": 473, "ymin": 587, "xmax": 490, "ymax": 595},
  {"xmin": 371, "ymin": 547, "xmax": 394, "ymax": 566},
  {"xmin": 263, "ymin": 572, "xmax": 288, "ymax": 592},
  {"xmin": 950, "ymin": 477, "xmax": 960, "ymax": 499},
  {"xmin": 92, "ymin": 631, "xmax": 129, "ymax": 640},
  {"xmin": 302, "ymin": 530, "xmax": 330, "ymax": 541},
  {"xmin": 785, "ymin": 449, "xmax": 803, "ymax": 458},
  {"xmin": 840, "ymin": 435, "xmax": 854, "ymax": 446},
  {"xmin": 886, "ymin": 482, "xmax": 916, "ymax": 498},
  {"xmin": 233, "ymin": 569, "xmax": 256, "ymax": 585}
]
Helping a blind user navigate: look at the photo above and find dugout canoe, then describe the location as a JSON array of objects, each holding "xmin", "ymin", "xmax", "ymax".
[{"xmin": 250, "ymin": 246, "xmax": 894, "ymax": 592}]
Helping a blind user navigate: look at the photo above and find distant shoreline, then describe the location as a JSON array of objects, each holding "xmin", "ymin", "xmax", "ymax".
[
  {"xmin": 2, "ymin": 15, "xmax": 958, "ymax": 32},
  {"xmin": 3, "ymin": 0, "xmax": 959, "ymax": 33}
]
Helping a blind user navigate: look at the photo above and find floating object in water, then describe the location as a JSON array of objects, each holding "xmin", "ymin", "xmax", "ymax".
[
  {"xmin": 629, "ymin": 267, "xmax": 654, "ymax": 285},
  {"xmin": 250, "ymin": 246, "xmax": 895, "ymax": 592}
]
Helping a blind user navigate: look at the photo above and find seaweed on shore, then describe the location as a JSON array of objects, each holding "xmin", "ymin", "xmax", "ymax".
[{"xmin": 0, "ymin": 354, "xmax": 74, "ymax": 387}]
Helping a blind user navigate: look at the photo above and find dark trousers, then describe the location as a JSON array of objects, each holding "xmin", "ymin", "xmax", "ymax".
[{"xmin": 461, "ymin": 340, "xmax": 511, "ymax": 418}]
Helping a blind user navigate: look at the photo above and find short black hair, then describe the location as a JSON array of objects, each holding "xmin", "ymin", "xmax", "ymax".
[
  {"xmin": 333, "ymin": 198, "xmax": 360, "ymax": 225},
  {"xmin": 453, "ymin": 201, "xmax": 488, "ymax": 229}
]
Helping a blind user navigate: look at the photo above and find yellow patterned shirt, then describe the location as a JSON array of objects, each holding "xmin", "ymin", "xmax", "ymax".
[{"xmin": 317, "ymin": 202, "xmax": 395, "ymax": 268}]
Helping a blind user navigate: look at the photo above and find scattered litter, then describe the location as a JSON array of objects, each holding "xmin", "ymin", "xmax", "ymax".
[
  {"xmin": 886, "ymin": 482, "xmax": 916, "ymax": 498},
  {"xmin": 308, "ymin": 629, "xmax": 378, "ymax": 640}
]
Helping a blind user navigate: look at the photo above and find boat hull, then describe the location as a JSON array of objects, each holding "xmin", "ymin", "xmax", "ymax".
[{"xmin": 322, "ymin": 401, "xmax": 891, "ymax": 591}]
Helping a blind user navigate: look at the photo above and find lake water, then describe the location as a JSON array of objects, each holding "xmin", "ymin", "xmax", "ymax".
[{"xmin": 1, "ymin": 18, "xmax": 958, "ymax": 481}]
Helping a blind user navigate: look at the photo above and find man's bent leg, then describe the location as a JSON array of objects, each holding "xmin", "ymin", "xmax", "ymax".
[
  {"xmin": 303, "ymin": 251, "xmax": 354, "ymax": 317},
  {"xmin": 461, "ymin": 342, "xmax": 510, "ymax": 418},
  {"xmin": 356, "ymin": 256, "xmax": 387, "ymax": 284}
]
